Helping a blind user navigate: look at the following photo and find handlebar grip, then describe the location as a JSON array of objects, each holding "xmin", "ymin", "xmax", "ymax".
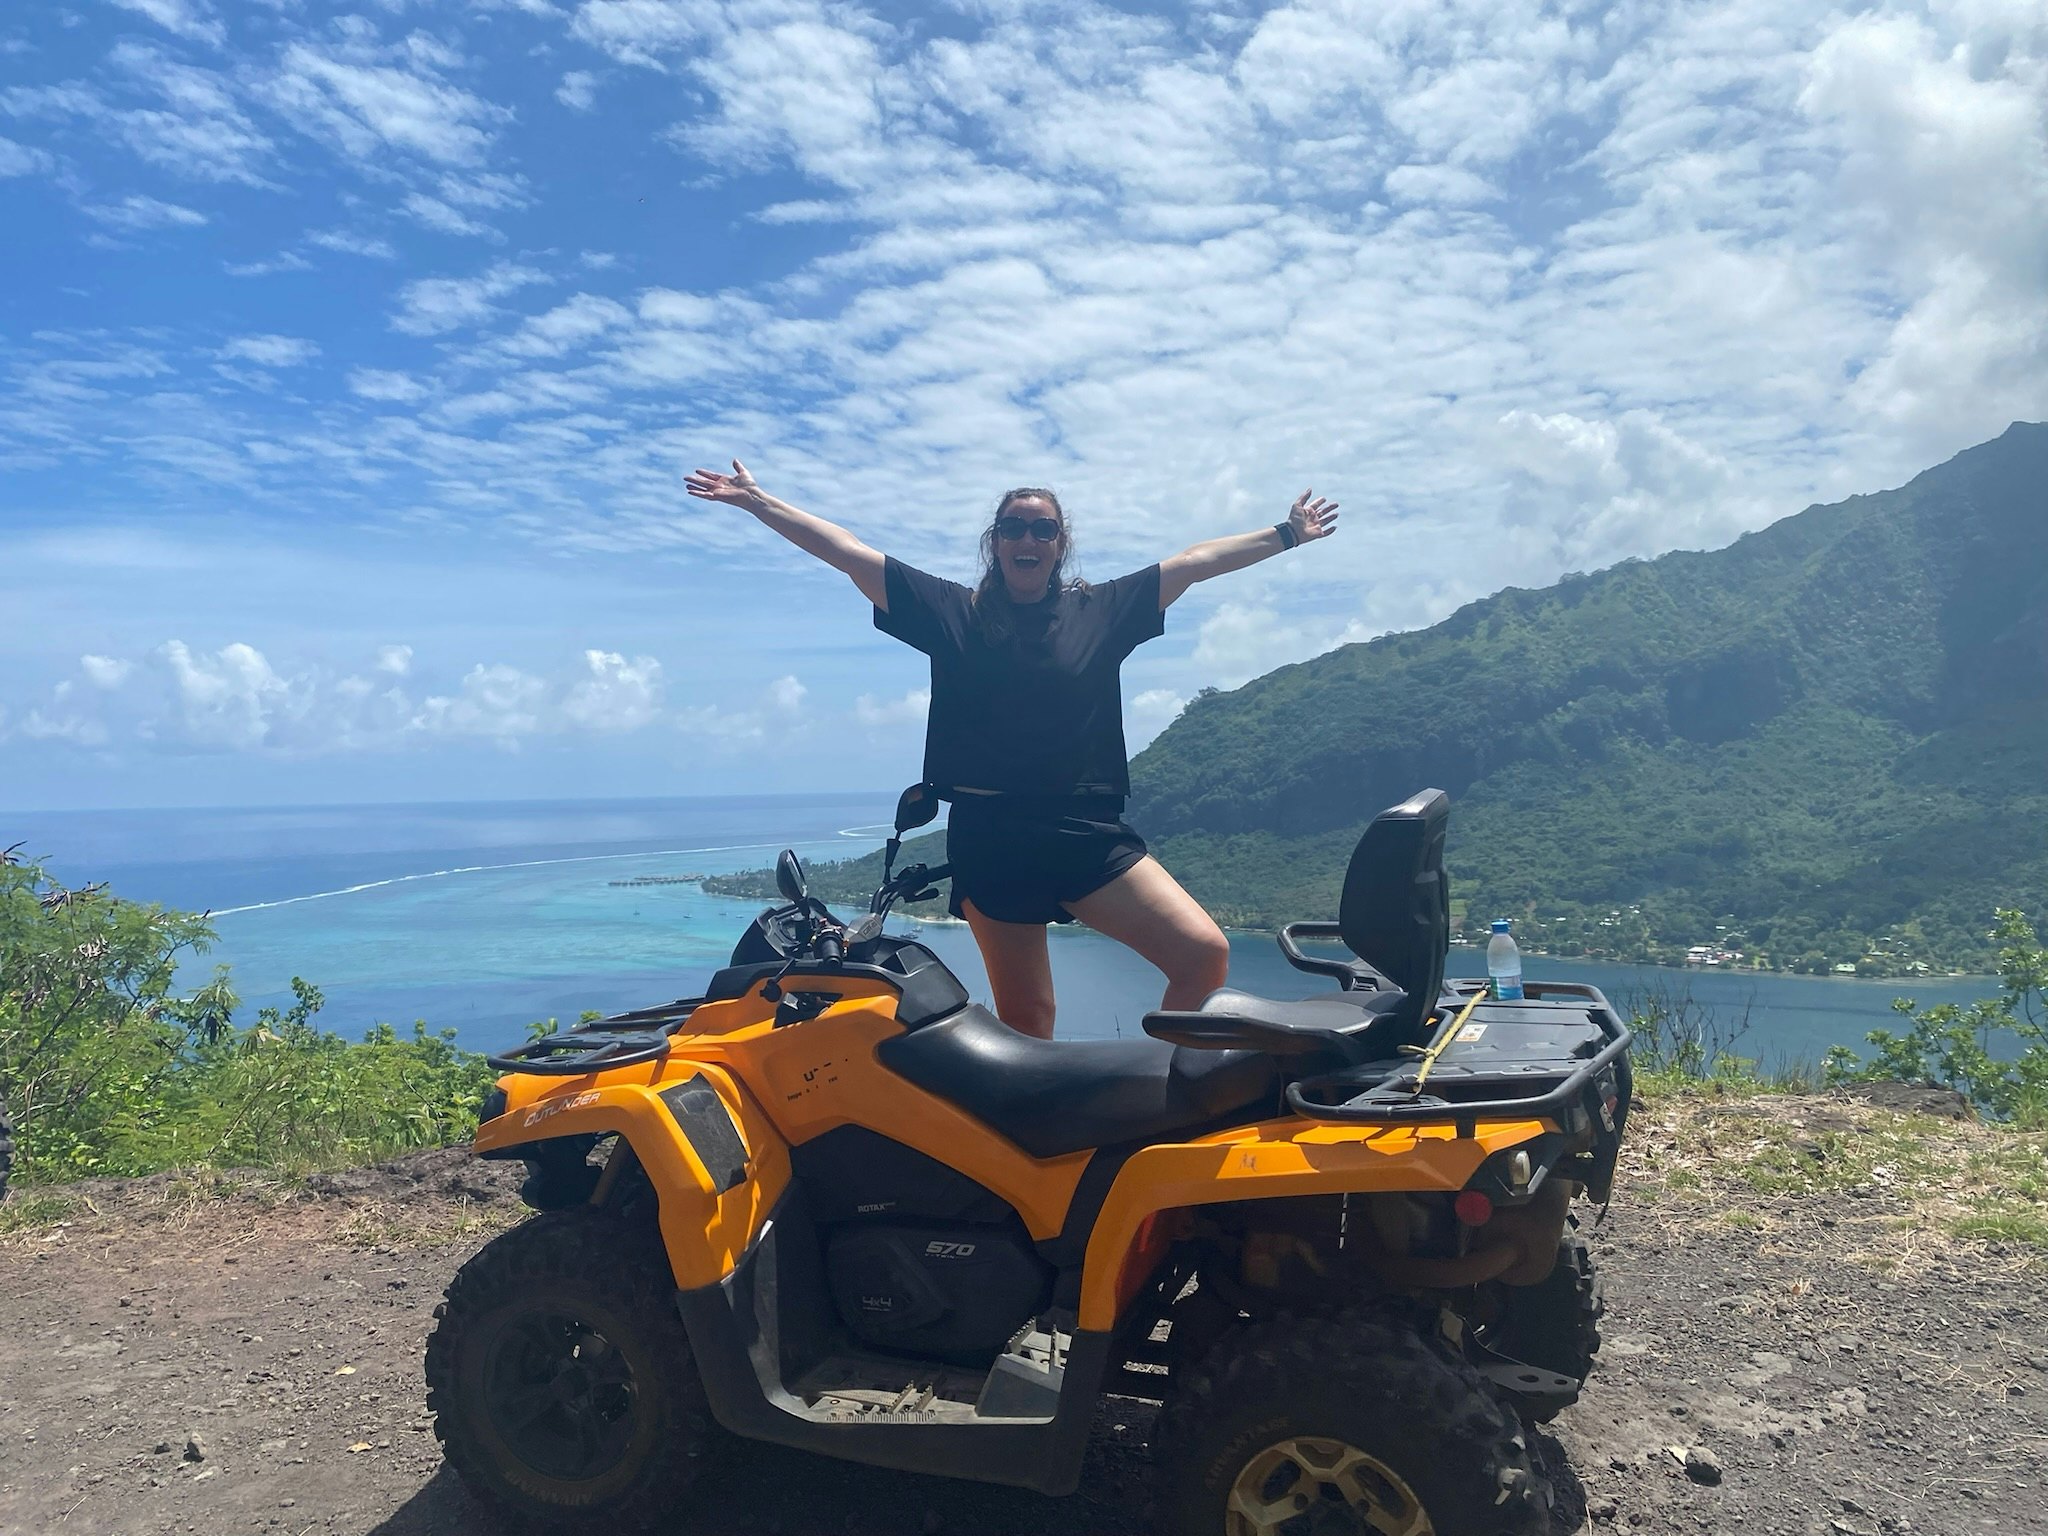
[{"xmin": 815, "ymin": 932, "xmax": 844, "ymax": 962}]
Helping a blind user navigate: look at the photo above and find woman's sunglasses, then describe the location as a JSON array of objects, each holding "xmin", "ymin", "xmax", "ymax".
[{"xmin": 996, "ymin": 515, "xmax": 1063, "ymax": 542}]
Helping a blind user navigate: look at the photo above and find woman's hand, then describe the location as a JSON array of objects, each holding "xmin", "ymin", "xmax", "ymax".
[
  {"xmin": 685, "ymin": 459, "xmax": 765, "ymax": 511},
  {"xmin": 1288, "ymin": 490, "xmax": 1340, "ymax": 544}
]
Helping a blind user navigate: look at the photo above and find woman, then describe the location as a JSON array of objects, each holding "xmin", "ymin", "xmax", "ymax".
[{"xmin": 684, "ymin": 462, "xmax": 1339, "ymax": 1039}]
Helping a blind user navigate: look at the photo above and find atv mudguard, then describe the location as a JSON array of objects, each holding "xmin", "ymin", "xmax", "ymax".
[
  {"xmin": 475, "ymin": 1063, "xmax": 790, "ymax": 1290},
  {"xmin": 1073, "ymin": 1115, "xmax": 1552, "ymax": 1329}
]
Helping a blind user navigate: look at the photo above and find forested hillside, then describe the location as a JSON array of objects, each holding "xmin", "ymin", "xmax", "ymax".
[{"xmin": 1133, "ymin": 423, "xmax": 2048, "ymax": 972}]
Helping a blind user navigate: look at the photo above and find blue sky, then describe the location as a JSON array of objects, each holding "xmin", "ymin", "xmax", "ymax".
[{"xmin": 3, "ymin": 0, "xmax": 2044, "ymax": 810}]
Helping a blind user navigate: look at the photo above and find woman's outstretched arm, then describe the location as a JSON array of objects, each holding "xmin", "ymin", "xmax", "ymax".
[
  {"xmin": 685, "ymin": 460, "xmax": 889, "ymax": 608},
  {"xmin": 1158, "ymin": 490, "xmax": 1339, "ymax": 608}
]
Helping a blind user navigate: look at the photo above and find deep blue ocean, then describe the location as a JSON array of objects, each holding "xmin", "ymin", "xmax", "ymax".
[{"xmin": 7, "ymin": 794, "xmax": 1999, "ymax": 1068}]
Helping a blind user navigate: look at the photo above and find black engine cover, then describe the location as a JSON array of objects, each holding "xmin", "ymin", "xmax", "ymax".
[{"xmin": 825, "ymin": 1221, "xmax": 1053, "ymax": 1365}]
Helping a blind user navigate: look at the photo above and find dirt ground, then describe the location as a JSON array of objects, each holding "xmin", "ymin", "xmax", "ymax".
[{"xmin": 1, "ymin": 1091, "xmax": 2043, "ymax": 1536}]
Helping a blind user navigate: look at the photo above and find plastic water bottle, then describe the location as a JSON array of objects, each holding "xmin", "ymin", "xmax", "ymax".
[{"xmin": 1487, "ymin": 920, "xmax": 1524, "ymax": 1000}]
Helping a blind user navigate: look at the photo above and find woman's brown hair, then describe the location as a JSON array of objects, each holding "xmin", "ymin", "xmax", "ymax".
[{"xmin": 971, "ymin": 487, "xmax": 1084, "ymax": 643}]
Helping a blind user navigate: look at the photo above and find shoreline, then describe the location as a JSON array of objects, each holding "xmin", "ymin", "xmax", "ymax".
[{"xmin": 724, "ymin": 892, "xmax": 1996, "ymax": 984}]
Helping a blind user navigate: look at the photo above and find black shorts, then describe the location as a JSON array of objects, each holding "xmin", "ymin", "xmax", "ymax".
[{"xmin": 944, "ymin": 795, "xmax": 1149, "ymax": 926}]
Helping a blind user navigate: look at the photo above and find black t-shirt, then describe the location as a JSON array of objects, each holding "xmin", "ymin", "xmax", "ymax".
[{"xmin": 873, "ymin": 557, "xmax": 1166, "ymax": 799}]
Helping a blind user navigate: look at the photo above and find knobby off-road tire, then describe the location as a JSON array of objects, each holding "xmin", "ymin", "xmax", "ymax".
[
  {"xmin": 0, "ymin": 1105, "xmax": 13, "ymax": 1203},
  {"xmin": 425, "ymin": 1207, "xmax": 712, "ymax": 1532},
  {"xmin": 1153, "ymin": 1308, "xmax": 1551, "ymax": 1536},
  {"xmin": 1483, "ymin": 1227, "xmax": 1604, "ymax": 1424}
]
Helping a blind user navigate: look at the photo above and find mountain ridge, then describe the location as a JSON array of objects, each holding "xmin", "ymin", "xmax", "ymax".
[{"xmin": 1129, "ymin": 422, "xmax": 2047, "ymax": 972}]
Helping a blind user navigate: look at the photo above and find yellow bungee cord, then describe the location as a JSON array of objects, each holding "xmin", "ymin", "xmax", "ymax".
[{"xmin": 1401, "ymin": 984, "xmax": 1490, "ymax": 1094}]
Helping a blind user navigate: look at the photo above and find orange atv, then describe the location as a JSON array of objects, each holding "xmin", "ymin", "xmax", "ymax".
[{"xmin": 426, "ymin": 788, "xmax": 1632, "ymax": 1535}]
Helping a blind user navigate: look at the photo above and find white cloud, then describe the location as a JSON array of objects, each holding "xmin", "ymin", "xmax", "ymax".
[
  {"xmin": 1383, "ymin": 164, "xmax": 1498, "ymax": 206},
  {"xmin": 413, "ymin": 663, "xmax": 548, "ymax": 743},
  {"xmin": 854, "ymin": 686, "xmax": 928, "ymax": 728},
  {"xmin": 348, "ymin": 368, "xmax": 429, "ymax": 403},
  {"xmin": 108, "ymin": 0, "xmax": 225, "ymax": 48},
  {"xmin": 403, "ymin": 192, "xmax": 498, "ymax": 238},
  {"xmin": 265, "ymin": 33, "xmax": 508, "ymax": 168},
  {"xmin": 1798, "ymin": 9, "xmax": 2048, "ymax": 457},
  {"xmin": 664, "ymin": 673, "xmax": 812, "ymax": 750},
  {"xmin": 225, "ymin": 251, "xmax": 314, "ymax": 277},
  {"xmin": 2, "ymin": 643, "xmax": 694, "ymax": 757},
  {"xmin": 497, "ymin": 293, "xmax": 633, "ymax": 357},
  {"xmin": 1126, "ymin": 687, "xmax": 1185, "ymax": 750},
  {"xmin": 83, "ymin": 194, "xmax": 207, "ymax": 230},
  {"xmin": 160, "ymin": 640, "xmax": 293, "ymax": 750},
  {"xmin": 390, "ymin": 261, "xmax": 548, "ymax": 335},
  {"xmin": 221, "ymin": 334, "xmax": 320, "ymax": 368},
  {"xmin": 106, "ymin": 45, "xmax": 273, "ymax": 184},
  {"xmin": 570, "ymin": 0, "xmax": 717, "ymax": 68},
  {"xmin": 307, "ymin": 228, "xmax": 398, "ymax": 259},
  {"xmin": 0, "ymin": 135, "xmax": 55, "ymax": 177},
  {"xmin": 562, "ymin": 649, "xmax": 663, "ymax": 730},
  {"xmin": 80, "ymin": 655, "xmax": 134, "ymax": 689},
  {"xmin": 556, "ymin": 70, "xmax": 598, "ymax": 111},
  {"xmin": 1495, "ymin": 408, "xmax": 1761, "ymax": 562},
  {"xmin": 1190, "ymin": 602, "xmax": 1366, "ymax": 692}
]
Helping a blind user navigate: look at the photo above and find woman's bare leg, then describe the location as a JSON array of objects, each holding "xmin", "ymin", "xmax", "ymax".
[
  {"xmin": 960, "ymin": 900, "xmax": 1057, "ymax": 1039},
  {"xmin": 1064, "ymin": 857, "xmax": 1231, "ymax": 1011}
]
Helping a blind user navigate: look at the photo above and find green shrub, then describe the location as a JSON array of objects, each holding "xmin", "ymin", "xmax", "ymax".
[
  {"xmin": 1824, "ymin": 909, "xmax": 2048, "ymax": 1123},
  {"xmin": 1, "ymin": 852, "xmax": 494, "ymax": 1183}
]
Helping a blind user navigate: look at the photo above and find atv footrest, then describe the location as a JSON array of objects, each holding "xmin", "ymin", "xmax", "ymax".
[
  {"xmin": 788, "ymin": 1329, "xmax": 1071, "ymax": 1426},
  {"xmin": 791, "ymin": 1356, "xmax": 988, "ymax": 1422}
]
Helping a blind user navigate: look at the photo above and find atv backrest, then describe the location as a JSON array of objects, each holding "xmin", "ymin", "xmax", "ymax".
[{"xmin": 1337, "ymin": 789, "xmax": 1450, "ymax": 1037}]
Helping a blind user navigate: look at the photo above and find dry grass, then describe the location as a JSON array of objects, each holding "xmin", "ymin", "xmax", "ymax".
[{"xmin": 1624, "ymin": 1089, "xmax": 2048, "ymax": 1267}]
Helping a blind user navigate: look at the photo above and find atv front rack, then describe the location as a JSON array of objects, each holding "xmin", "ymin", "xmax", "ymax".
[
  {"xmin": 484, "ymin": 997, "xmax": 703, "ymax": 1075},
  {"xmin": 1284, "ymin": 980, "xmax": 1632, "ymax": 1135}
]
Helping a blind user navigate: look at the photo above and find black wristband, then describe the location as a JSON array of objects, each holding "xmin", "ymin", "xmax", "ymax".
[{"xmin": 1275, "ymin": 519, "xmax": 1300, "ymax": 550}]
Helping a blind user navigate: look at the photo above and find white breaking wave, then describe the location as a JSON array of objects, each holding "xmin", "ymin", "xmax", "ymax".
[{"xmin": 208, "ymin": 840, "xmax": 832, "ymax": 917}]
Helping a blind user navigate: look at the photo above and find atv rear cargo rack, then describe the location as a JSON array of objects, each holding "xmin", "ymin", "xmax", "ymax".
[
  {"xmin": 484, "ymin": 997, "xmax": 703, "ymax": 1074},
  {"xmin": 1285, "ymin": 980, "xmax": 1632, "ymax": 1135}
]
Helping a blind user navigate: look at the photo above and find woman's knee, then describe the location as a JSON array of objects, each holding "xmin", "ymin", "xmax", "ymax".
[
  {"xmin": 1000, "ymin": 993, "xmax": 1056, "ymax": 1039},
  {"xmin": 1180, "ymin": 922, "xmax": 1231, "ymax": 989},
  {"xmin": 1156, "ymin": 917, "xmax": 1229, "ymax": 995}
]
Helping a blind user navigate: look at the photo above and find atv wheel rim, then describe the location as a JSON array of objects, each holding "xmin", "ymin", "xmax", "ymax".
[
  {"xmin": 480, "ymin": 1308, "xmax": 640, "ymax": 1483},
  {"xmin": 1226, "ymin": 1436, "xmax": 1435, "ymax": 1536}
]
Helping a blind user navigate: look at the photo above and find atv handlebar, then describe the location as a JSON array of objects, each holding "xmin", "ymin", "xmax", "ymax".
[{"xmin": 869, "ymin": 861, "xmax": 951, "ymax": 916}]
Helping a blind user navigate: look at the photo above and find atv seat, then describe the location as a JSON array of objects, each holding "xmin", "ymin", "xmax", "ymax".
[
  {"xmin": 876, "ymin": 1005, "xmax": 1280, "ymax": 1159},
  {"xmin": 1142, "ymin": 986, "xmax": 1412, "ymax": 1057}
]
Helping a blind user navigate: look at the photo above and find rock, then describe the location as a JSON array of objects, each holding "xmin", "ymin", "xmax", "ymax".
[
  {"xmin": 181, "ymin": 1433, "xmax": 206, "ymax": 1463},
  {"xmin": 1834, "ymin": 1082, "xmax": 1973, "ymax": 1119},
  {"xmin": 1684, "ymin": 1447, "xmax": 1723, "ymax": 1486},
  {"xmin": 1589, "ymin": 1495, "xmax": 1620, "ymax": 1523},
  {"xmin": 153, "ymin": 1441, "xmax": 172, "ymax": 1455}
]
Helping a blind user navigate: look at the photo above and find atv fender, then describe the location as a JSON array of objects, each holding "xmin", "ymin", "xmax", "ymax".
[
  {"xmin": 1075, "ymin": 1116, "xmax": 1551, "ymax": 1331},
  {"xmin": 475, "ymin": 1065, "xmax": 790, "ymax": 1290}
]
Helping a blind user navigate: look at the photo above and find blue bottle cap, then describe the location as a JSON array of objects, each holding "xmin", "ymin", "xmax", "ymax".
[{"xmin": 1491, "ymin": 919, "xmax": 1511, "ymax": 933}]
